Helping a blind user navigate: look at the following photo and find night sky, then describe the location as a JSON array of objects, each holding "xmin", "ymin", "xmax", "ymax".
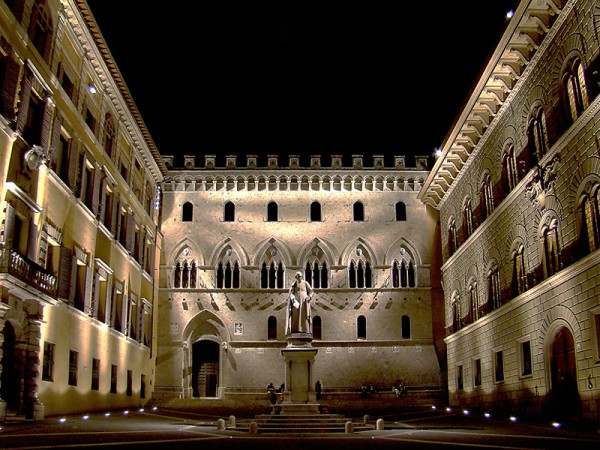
[{"xmin": 85, "ymin": 1, "xmax": 519, "ymax": 168}]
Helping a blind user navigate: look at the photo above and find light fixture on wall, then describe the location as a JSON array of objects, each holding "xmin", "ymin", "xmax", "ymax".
[{"xmin": 87, "ymin": 83, "xmax": 97, "ymax": 94}]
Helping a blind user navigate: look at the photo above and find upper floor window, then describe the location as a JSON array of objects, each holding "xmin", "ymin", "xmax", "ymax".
[
  {"xmin": 29, "ymin": 1, "xmax": 53, "ymax": 61},
  {"xmin": 348, "ymin": 247, "xmax": 372, "ymax": 288},
  {"xmin": 463, "ymin": 198, "xmax": 473, "ymax": 239},
  {"xmin": 511, "ymin": 244, "xmax": 527, "ymax": 297},
  {"xmin": 217, "ymin": 260, "xmax": 239, "ymax": 289},
  {"xmin": 401, "ymin": 315, "xmax": 411, "ymax": 339},
  {"xmin": 182, "ymin": 202, "xmax": 193, "ymax": 222},
  {"xmin": 527, "ymin": 108, "xmax": 549, "ymax": 164},
  {"xmin": 357, "ymin": 315, "xmax": 366, "ymax": 339},
  {"xmin": 447, "ymin": 218, "xmax": 457, "ymax": 256},
  {"xmin": 310, "ymin": 201, "xmax": 322, "ymax": 222},
  {"xmin": 103, "ymin": 113, "xmax": 116, "ymax": 158},
  {"xmin": 395, "ymin": 202, "xmax": 406, "ymax": 221},
  {"xmin": 224, "ymin": 201, "xmax": 235, "ymax": 222},
  {"xmin": 261, "ymin": 260, "xmax": 284, "ymax": 288},
  {"xmin": 481, "ymin": 174, "xmax": 494, "ymax": 219},
  {"xmin": 391, "ymin": 258, "xmax": 415, "ymax": 288},
  {"xmin": 563, "ymin": 57, "xmax": 589, "ymax": 122},
  {"xmin": 267, "ymin": 202, "xmax": 278, "ymax": 222},
  {"xmin": 353, "ymin": 201, "xmax": 364, "ymax": 221},
  {"xmin": 174, "ymin": 259, "xmax": 198, "ymax": 288},
  {"xmin": 267, "ymin": 316, "xmax": 277, "ymax": 340},
  {"xmin": 502, "ymin": 144, "xmax": 518, "ymax": 193},
  {"xmin": 467, "ymin": 279, "xmax": 478, "ymax": 324},
  {"xmin": 305, "ymin": 260, "xmax": 329, "ymax": 288},
  {"xmin": 581, "ymin": 186, "xmax": 600, "ymax": 254},
  {"xmin": 543, "ymin": 221, "xmax": 561, "ymax": 278},
  {"xmin": 312, "ymin": 316, "xmax": 322, "ymax": 340},
  {"xmin": 487, "ymin": 263, "xmax": 501, "ymax": 311}
]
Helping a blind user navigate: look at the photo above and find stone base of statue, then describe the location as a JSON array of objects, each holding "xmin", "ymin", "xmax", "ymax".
[{"xmin": 275, "ymin": 332, "xmax": 322, "ymax": 414}]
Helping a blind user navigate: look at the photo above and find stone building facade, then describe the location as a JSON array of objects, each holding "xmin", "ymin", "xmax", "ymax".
[
  {"xmin": 419, "ymin": 0, "xmax": 600, "ymax": 422},
  {"xmin": 155, "ymin": 154, "xmax": 445, "ymax": 405},
  {"xmin": 0, "ymin": 0, "xmax": 165, "ymax": 419}
]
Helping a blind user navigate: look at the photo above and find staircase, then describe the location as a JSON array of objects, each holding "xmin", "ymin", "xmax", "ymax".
[{"xmin": 229, "ymin": 413, "xmax": 375, "ymax": 434}]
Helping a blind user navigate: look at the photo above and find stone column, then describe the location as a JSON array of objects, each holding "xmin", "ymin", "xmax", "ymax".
[
  {"xmin": 23, "ymin": 299, "xmax": 44, "ymax": 420},
  {"xmin": 0, "ymin": 302, "xmax": 10, "ymax": 421}
]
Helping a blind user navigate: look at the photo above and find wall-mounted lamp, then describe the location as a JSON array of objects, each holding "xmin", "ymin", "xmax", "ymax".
[
  {"xmin": 222, "ymin": 342, "xmax": 228, "ymax": 351},
  {"xmin": 87, "ymin": 84, "xmax": 97, "ymax": 94}
]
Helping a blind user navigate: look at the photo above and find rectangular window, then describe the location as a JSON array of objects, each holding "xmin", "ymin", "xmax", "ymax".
[
  {"xmin": 521, "ymin": 340, "xmax": 532, "ymax": 376},
  {"xmin": 110, "ymin": 364, "xmax": 118, "ymax": 394},
  {"xmin": 456, "ymin": 365, "xmax": 463, "ymax": 390},
  {"xmin": 494, "ymin": 350, "xmax": 504, "ymax": 382},
  {"xmin": 592, "ymin": 311, "xmax": 600, "ymax": 362},
  {"xmin": 91, "ymin": 358, "xmax": 100, "ymax": 391},
  {"xmin": 126, "ymin": 369, "xmax": 133, "ymax": 397},
  {"xmin": 140, "ymin": 374, "xmax": 146, "ymax": 399},
  {"xmin": 42, "ymin": 341, "xmax": 55, "ymax": 381},
  {"xmin": 85, "ymin": 108, "xmax": 97, "ymax": 134},
  {"xmin": 473, "ymin": 358, "xmax": 482, "ymax": 387},
  {"xmin": 68, "ymin": 350, "xmax": 78, "ymax": 386}
]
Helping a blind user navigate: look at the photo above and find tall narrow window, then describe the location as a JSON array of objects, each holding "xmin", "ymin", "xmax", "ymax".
[
  {"xmin": 126, "ymin": 369, "xmax": 133, "ymax": 396},
  {"xmin": 91, "ymin": 357, "xmax": 100, "ymax": 390},
  {"xmin": 313, "ymin": 316, "xmax": 322, "ymax": 340},
  {"xmin": 268, "ymin": 316, "xmax": 277, "ymax": 340},
  {"xmin": 353, "ymin": 202, "xmax": 364, "ymax": 221},
  {"xmin": 401, "ymin": 315, "xmax": 410, "ymax": 339},
  {"xmin": 310, "ymin": 201, "xmax": 322, "ymax": 222},
  {"xmin": 261, "ymin": 260, "xmax": 284, "ymax": 289},
  {"xmin": 456, "ymin": 365, "xmax": 463, "ymax": 390},
  {"xmin": 528, "ymin": 108, "xmax": 549, "ymax": 164},
  {"xmin": 473, "ymin": 358, "xmax": 482, "ymax": 387},
  {"xmin": 110, "ymin": 364, "xmax": 118, "ymax": 394},
  {"xmin": 481, "ymin": 175, "xmax": 494, "ymax": 219},
  {"xmin": 467, "ymin": 281, "xmax": 478, "ymax": 324},
  {"xmin": 494, "ymin": 350, "xmax": 504, "ymax": 382},
  {"xmin": 521, "ymin": 340, "xmax": 532, "ymax": 376},
  {"xmin": 348, "ymin": 257, "xmax": 372, "ymax": 288},
  {"xmin": 448, "ymin": 218, "xmax": 457, "ymax": 256},
  {"xmin": 582, "ymin": 190, "xmax": 600, "ymax": 253},
  {"xmin": 487, "ymin": 264, "xmax": 501, "ymax": 311},
  {"xmin": 267, "ymin": 202, "xmax": 278, "ymax": 221},
  {"xmin": 392, "ymin": 260, "xmax": 400, "ymax": 288},
  {"xmin": 512, "ymin": 245, "xmax": 526, "ymax": 296},
  {"xmin": 395, "ymin": 202, "xmax": 406, "ymax": 221},
  {"xmin": 543, "ymin": 222, "xmax": 560, "ymax": 278},
  {"xmin": 503, "ymin": 145, "xmax": 518, "ymax": 193},
  {"xmin": 224, "ymin": 201, "xmax": 235, "ymax": 222},
  {"xmin": 29, "ymin": 1, "xmax": 53, "ymax": 60},
  {"xmin": 563, "ymin": 58, "xmax": 589, "ymax": 122},
  {"xmin": 42, "ymin": 341, "xmax": 55, "ymax": 381},
  {"xmin": 68, "ymin": 350, "xmax": 78, "ymax": 386},
  {"xmin": 357, "ymin": 315, "xmax": 366, "ymax": 339},
  {"xmin": 103, "ymin": 113, "xmax": 116, "ymax": 158},
  {"xmin": 182, "ymin": 202, "xmax": 193, "ymax": 222},
  {"xmin": 463, "ymin": 199, "xmax": 473, "ymax": 238}
]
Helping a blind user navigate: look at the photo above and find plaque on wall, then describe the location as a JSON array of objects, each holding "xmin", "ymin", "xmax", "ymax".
[{"xmin": 234, "ymin": 323, "xmax": 243, "ymax": 335}]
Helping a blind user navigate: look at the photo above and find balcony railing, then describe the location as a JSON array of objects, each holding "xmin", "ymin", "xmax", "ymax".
[{"xmin": 0, "ymin": 244, "xmax": 57, "ymax": 297}]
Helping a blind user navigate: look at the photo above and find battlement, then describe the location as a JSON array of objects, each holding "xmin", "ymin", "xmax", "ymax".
[{"xmin": 161, "ymin": 154, "xmax": 430, "ymax": 171}]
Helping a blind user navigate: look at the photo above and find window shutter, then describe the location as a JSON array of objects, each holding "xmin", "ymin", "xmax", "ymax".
[
  {"xmin": 126, "ymin": 214, "xmax": 135, "ymax": 253},
  {"xmin": 49, "ymin": 116, "xmax": 61, "ymax": 169},
  {"xmin": 57, "ymin": 246, "xmax": 72, "ymax": 300},
  {"xmin": 26, "ymin": 219, "xmax": 37, "ymax": 261},
  {"xmin": 67, "ymin": 141, "xmax": 79, "ymax": 190},
  {"xmin": 121, "ymin": 292, "xmax": 129, "ymax": 334},
  {"xmin": 110, "ymin": 198, "xmax": 119, "ymax": 235},
  {"xmin": 1, "ymin": 56, "xmax": 21, "ymax": 120},
  {"xmin": 15, "ymin": 74, "xmax": 32, "ymax": 135},
  {"xmin": 104, "ymin": 277, "xmax": 113, "ymax": 325},
  {"xmin": 84, "ymin": 266, "xmax": 93, "ymax": 315},
  {"xmin": 91, "ymin": 166, "xmax": 101, "ymax": 216},
  {"xmin": 1, "ymin": 203, "xmax": 16, "ymax": 248},
  {"xmin": 97, "ymin": 177, "xmax": 107, "ymax": 222},
  {"xmin": 68, "ymin": 254, "xmax": 77, "ymax": 306},
  {"xmin": 40, "ymin": 98, "xmax": 54, "ymax": 151}
]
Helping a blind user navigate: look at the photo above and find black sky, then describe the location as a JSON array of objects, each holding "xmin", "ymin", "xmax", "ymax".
[{"xmin": 85, "ymin": 1, "xmax": 519, "ymax": 168}]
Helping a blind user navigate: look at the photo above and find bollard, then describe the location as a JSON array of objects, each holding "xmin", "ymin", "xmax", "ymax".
[
  {"xmin": 345, "ymin": 421, "xmax": 354, "ymax": 434},
  {"xmin": 228, "ymin": 415, "xmax": 236, "ymax": 427},
  {"xmin": 217, "ymin": 418, "xmax": 226, "ymax": 430},
  {"xmin": 363, "ymin": 414, "xmax": 370, "ymax": 424},
  {"xmin": 376, "ymin": 418, "xmax": 384, "ymax": 430},
  {"xmin": 249, "ymin": 421, "xmax": 258, "ymax": 434}
]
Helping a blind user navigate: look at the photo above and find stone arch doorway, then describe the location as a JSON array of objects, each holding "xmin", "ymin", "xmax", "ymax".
[
  {"xmin": 549, "ymin": 326, "xmax": 580, "ymax": 418},
  {"xmin": 0, "ymin": 320, "xmax": 25, "ymax": 414},
  {"xmin": 192, "ymin": 340, "xmax": 219, "ymax": 398}
]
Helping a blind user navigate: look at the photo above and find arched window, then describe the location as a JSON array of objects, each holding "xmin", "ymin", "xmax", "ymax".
[
  {"xmin": 310, "ymin": 201, "xmax": 322, "ymax": 222},
  {"xmin": 467, "ymin": 280, "xmax": 479, "ymax": 324},
  {"xmin": 392, "ymin": 256, "xmax": 416, "ymax": 288},
  {"xmin": 224, "ymin": 202, "xmax": 235, "ymax": 222},
  {"xmin": 487, "ymin": 263, "xmax": 501, "ymax": 312},
  {"xmin": 448, "ymin": 218, "xmax": 457, "ymax": 256},
  {"xmin": 182, "ymin": 202, "xmax": 193, "ymax": 222},
  {"xmin": 174, "ymin": 261, "xmax": 182, "ymax": 288},
  {"xmin": 268, "ymin": 316, "xmax": 277, "ymax": 340},
  {"xmin": 502, "ymin": 144, "xmax": 518, "ymax": 194},
  {"xmin": 527, "ymin": 108, "xmax": 549, "ymax": 164},
  {"xmin": 451, "ymin": 294, "xmax": 460, "ymax": 332},
  {"xmin": 395, "ymin": 202, "xmax": 406, "ymax": 221},
  {"xmin": 216, "ymin": 248, "xmax": 240, "ymax": 289},
  {"xmin": 267, "ymin": 201, "xmax": 278, "ymax": 222},
  {"xmin": 563, "ymin": 57, "xmax": 589, "ymax": 122},
  {"xmin": 543, "ymin": 221, "xmax": 561, "ymax": 278},
  {"xmin": 463, "ymin": 198, "xmax": 473, "ymax": 239},
  {"xmin": 480, "ymin": 174, "xmax": 494, "ymax": 220},
  {"xmin": 348, "ymin": 248, "xmax": 372, "ymax": 288},
  {"xmin": 581, "ymin": 187, "xmax": 600, "ymax": 254},
  {"xmin": 357, "ymin": 315, "xmax": 366, "ymax": 339},
  {"xmin": 511, "ymin": 244, "xmax": 527, "ymax": 297},
  {"xmin": 401, "ymin": 315, "xmax": 410, "ymax": 339},
  {"xmin": 353, "ymin": 202, "xmax": 364, "ymax": 221},
  {"xmin": 29, "ymin": 1, "xmax": 53, "ymax": 61},
  {"xmin": 312, "ymin": 316, "xmax": 322, "ymax": 340},
  {"xmin": 260, "ymin": 246, "xmax": 285, "ymax": 289}
]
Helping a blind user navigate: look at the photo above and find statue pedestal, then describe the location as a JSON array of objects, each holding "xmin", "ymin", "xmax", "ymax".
[{"xmin": 276, "ymin": 332, "xmax": 321, "ymax": 414}]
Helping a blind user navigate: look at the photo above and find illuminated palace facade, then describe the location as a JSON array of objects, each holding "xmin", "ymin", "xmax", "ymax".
[
  {"xmin": 0, "ymin": 0, "xmax": 165, "ymax": 419},
  {"xmin": 1, "ymin": 0, "xmax": 599, "ymax": 424},
  {"xmin": 155, "ymin": 154, "xmax": 444, "ymax": 407},
  {"xmin": 419, "ymin": 0, "xmax": 600, "ymax": 422}
]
